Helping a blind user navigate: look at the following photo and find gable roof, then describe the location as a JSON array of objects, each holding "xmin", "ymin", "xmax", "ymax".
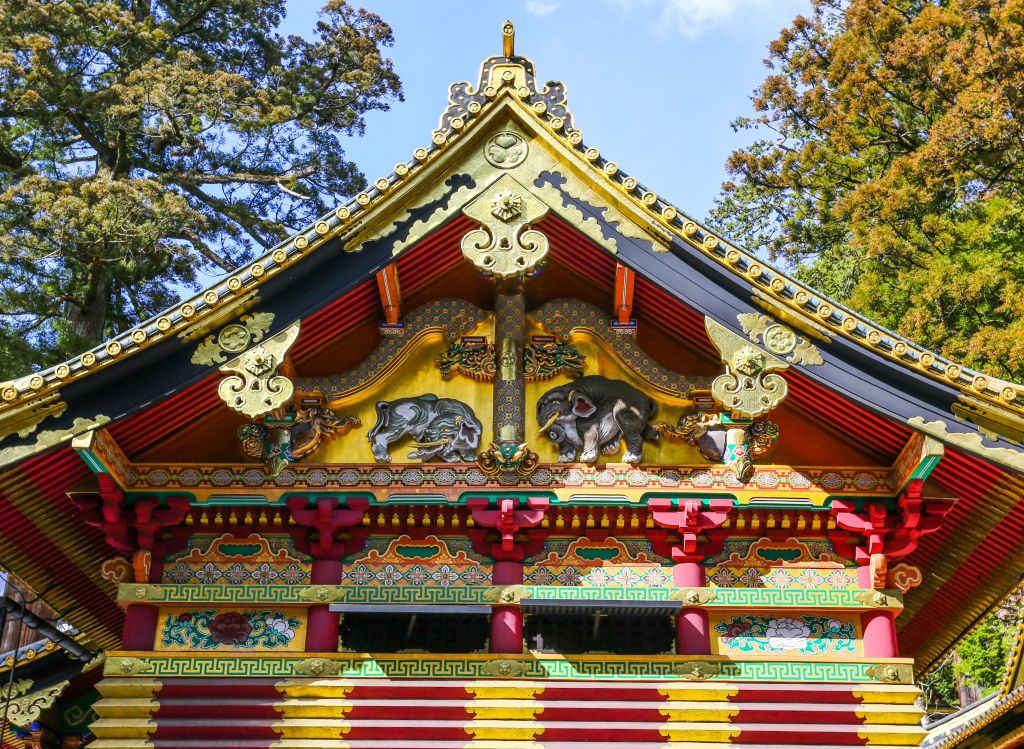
[
  {"xmin": 0, "ymin": 22, "xmax": 1021, "ymax": 476},
  {"xmin": 0, "ymin": 21, "xmax": 1020, "ymax": 673}
]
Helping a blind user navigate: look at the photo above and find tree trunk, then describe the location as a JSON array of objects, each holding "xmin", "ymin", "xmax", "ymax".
[{"xmin": 66, "ymin": 272, "xmax": 108, "ymax": 342}]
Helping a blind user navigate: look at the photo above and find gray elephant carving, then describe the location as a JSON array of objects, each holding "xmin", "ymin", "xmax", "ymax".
[
  {"xmin": 368, "ymin": 394, "xmax": 484, "ymax": 463},
  {"xmin": 536, "ymin": 375, "xmax": 658, "ymax": 464}
]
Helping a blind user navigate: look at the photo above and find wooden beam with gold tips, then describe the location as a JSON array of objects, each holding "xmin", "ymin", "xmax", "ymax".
[
  {"xmin": 375, "ymin": 264, "xmax": 402, "ymax": 328},
  {"xmin": 613, "ymin": 262, "xmax": 637, "ymax": 334}
]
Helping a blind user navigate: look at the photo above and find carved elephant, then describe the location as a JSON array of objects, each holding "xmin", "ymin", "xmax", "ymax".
[
  {"xmin": 368, "ymin": 394, "xmax": 483, "ymax": 463},
  {"xmin": 536, "ymin": 375, "xmax": 658, "ymax": 464}
]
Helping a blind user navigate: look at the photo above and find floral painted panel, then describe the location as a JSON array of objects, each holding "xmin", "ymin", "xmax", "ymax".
[
  {"xmin": 522, "ymin": 536, "xmax": 672, "ymax": 588},
  {"xmin": 158, "ymin": 609, "xmax": 304, "ymax": 651},
  {"xmin": 162, "ymin": 533, "xmax": 312, "ymax": 586},
  {"xmin": 704, "ymin": 538, "xmax": 857, "ymax": 591},
  {"xmin": 341, "ymin": 535, "xmax": 492, "ymax": 587},
  {"xmin": 713, "ymin": 614, "xmax": 859, "ymax": 656}
]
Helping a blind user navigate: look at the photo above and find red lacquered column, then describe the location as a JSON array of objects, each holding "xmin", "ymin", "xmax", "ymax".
[
  {"xmin": 306, "ymin": 558, "xmax": 343, "ymax": 652},
  {"xmin": 674, "ymin": 561, "xmax": 711, "ymax": 655},
  {"xmin": 857, "ymin": 565, "xmax": 898, "ymax": 657},
  {"xmin": 122, "ymin": 604, "xmax": 159, "ymax": 650},
  {"xmin": 491, "ymin": 560, "xmax": 523, "ymax": 654}
]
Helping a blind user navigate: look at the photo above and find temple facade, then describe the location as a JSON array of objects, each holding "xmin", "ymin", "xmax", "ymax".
[{"xmin": 0, "ymin": 23, "xmax": 1023, "ymax": 748}]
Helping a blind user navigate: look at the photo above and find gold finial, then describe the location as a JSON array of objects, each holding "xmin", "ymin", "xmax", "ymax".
[{"xmin": 503, "ymin": 21, "xmax": 515, "ymax": 57}]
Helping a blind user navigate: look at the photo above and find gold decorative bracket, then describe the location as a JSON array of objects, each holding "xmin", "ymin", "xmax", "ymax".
[
  {"xmin": 294, "ymin": 657, "xmax": 343, "ymax": 677},
  {"xmin": 673, "ymin": 661, "xmax": 722, "ymax": 680},
  {"xmin": 671, "ymin": 588, "xmax": 718, "ymax": 606},
  {"xmin": 706, "ymin": 318, "xmax": 788, "ymax": 418},
  {"xmin": 737, "ymin": 313, "xmax": 824, "ymax": 366},
  {"xmin": 217, "ymin": 322, "xmax": 299, "ymax": 418},
  {"xmin": 480, "ymin": 658, "xmax": 531, "ymax": 677},
  {"xmin": 0, "ymin": 678, "xmax": 70, "ymax": 727},
  {"xmin": 483, "ymin": 585, "xmax": 530, "ymax": 606},
  {"xmin": 854, "ymin": 590, "xmax": 903, "ymax": 609},
  {"xmin": 865, "ymin": 663, "xmax": 913, "ymax": 684},
  {"xmin": 299, "ymin": 585, "xmax": 345, "ymax": 604},
  {"xmin": 461, "ymin": 174, "xmax": 550, "ymax": 278}
]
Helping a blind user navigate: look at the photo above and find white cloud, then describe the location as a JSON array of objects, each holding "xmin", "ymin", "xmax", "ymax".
[
  {"xmin": 525, "ymin": 0, "xmax": 560, "ymax": 15},
  {"xmin": 610, "ymin": 0, "xmax": 778, "ymax": 39}
]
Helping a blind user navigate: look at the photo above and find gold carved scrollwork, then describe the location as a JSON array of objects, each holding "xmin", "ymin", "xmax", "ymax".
[
  {"xmin": 737, "ymin": 313, "xmax": 824, "ymax": 366},
  {"xmin": 298, "ymin": 585, "xmax": 344, "ymax": 603},
  {"xmin": 865, "ymin": 663, "xmax": 913, "ymax": 684},
  {"xmin": 0, "ymin": 678, "xmax": 69, "ymax": 727},
  {"xmin": 461, "ymin": 174, "xmax": 549, "ymax": 279},
  {"xmin": 706, "ymin": 318, "xmax": 788, "ymax": 418},
  {"xmin": 479, "ymin": 659, "xmax": 531, "ymax": 677},
  {"xmin": 108, "ymin": 657, "xmax": 153, "ymax": 676},
  {"xmin": 672, "ymin": 588, "xmax": 718, "ymax": 606},
  {"xmin": 192, "ymin": 312, "xmax": 275, "ymax": 366},
  {"xmin": 483, "ymin": 585, "xmax": 529, "ymax": 605},
  {"xmin": 673, "ymin": 661, "xmax": 721, "ymax": 680},
  {"xmin": 855, "ymin": 590, "xmax": 902, "ymax": 609},
  {"xmin": 294, "ymin": 657, "xmax": 343, "ymax": 677},
  {"xmin": 217, "ymin": 323, "xmax": 299, "ymax": 418}
]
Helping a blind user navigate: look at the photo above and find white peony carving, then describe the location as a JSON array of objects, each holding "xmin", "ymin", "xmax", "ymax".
[{"xmin": 765, "ymin": 616, "xmax": 810, "ymax": 652}]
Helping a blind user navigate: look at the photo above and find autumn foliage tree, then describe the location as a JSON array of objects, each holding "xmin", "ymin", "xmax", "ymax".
[
  {"xmin": 0, "ymin": 0, "xmax": 401, "ymax": 377},
  {"xmin": 712, "ymin": 0, "xmax": 1024, "ymax": 381}
]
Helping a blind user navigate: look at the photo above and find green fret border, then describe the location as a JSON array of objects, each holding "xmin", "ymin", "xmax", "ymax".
[
  {"xmin": 104, "ymin": 651, "xmax": 917, "ymax": 684},
  {"xmin": 120, "ymin": 583, "xmax": 901, "ymax": 610}
]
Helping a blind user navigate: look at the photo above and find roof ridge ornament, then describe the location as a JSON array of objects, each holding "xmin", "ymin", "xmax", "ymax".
[{"xmin": 503, "ymin": 20, "xmax": 515, "ymax": 58}]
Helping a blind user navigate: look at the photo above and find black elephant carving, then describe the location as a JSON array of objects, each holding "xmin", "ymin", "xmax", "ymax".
[{"xmin": 536, "ymin": 375, "xmax": 658, "ymax": 464}]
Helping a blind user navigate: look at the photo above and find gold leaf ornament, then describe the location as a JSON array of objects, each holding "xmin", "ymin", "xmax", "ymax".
[
  {"xmin": 706, "ymin": 318, "xmax": 789, "ymax": 418},
  {"xmin": 217, "ymin": 323, "xmax": 300, "ymax": 418}
]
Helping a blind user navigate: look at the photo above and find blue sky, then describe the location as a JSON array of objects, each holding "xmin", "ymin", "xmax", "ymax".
[{"xmin": 281, "ymin": 0, "xmax": 811, "ymax": 219}]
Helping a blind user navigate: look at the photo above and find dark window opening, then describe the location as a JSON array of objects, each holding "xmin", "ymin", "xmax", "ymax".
[
  {"xmin": 340, "ymin": 612, "xmax": 489, "ymax": 653},
  {"xmin": 524, "ymin": 612, "xmax": 674, "ymax": 655}
]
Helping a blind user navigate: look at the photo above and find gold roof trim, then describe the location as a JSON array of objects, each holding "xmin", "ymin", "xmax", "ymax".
[{"xmin": 0, "ymin": 21, "xmax": 1021, "ymax": 432}]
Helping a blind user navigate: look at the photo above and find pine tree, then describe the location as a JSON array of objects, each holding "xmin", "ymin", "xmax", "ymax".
[{"xmin": 0, "ymin": 0, "xmax": 401, "ymax": 377}]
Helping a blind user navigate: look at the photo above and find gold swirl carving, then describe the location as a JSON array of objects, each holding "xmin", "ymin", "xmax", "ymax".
[
  {"xmin": 1, "ymin": 679, "xmax": 70, "ymax": 727},
  {"xmin": 192, "ymin": 311, "xmax": 275, "ymax": 366},
  {"xmin": 480, "ymin": 659, "xmax": 531, "ymax": 677},
  {"xmin": 217, "ymin": 323, "xmax": 299, "ymax": 418},
  {"xmin": 706, "ymin": 318, "xmax": 788, "ymax": 418},
  {"xmin": 737, "ymin": 313, "xmax": 824, "ymax": 366},
  {"xmin": 673, "ymin": 661, "xmax": 722, "ymax": 680},
  {"xmin": 461, "ymin": 174, "xmax": 549, "ymax": 279}
]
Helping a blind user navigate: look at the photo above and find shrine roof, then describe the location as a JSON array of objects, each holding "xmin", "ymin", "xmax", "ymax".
[{"xmin": 0, "ymin": 22, "xmax": 1020, "ymax": 674}]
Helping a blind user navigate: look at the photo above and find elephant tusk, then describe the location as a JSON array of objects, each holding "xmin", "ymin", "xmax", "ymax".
[
  {"xmin": 414, "ymin": 438, "xmax": 451, "ymax": 448},
  {"xmin": 537, "ymin": 411, "xmax": 560, "ymax": 436}
]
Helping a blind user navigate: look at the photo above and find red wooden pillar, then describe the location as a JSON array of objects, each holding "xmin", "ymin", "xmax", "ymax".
[
  {"xmin": 307, "ymin": 559, "xmax": 344, "ymax": 652},
  {"xmin": 491, "ymin": 561, "xmax": 524, "ymax": 654},
  {"xmin": 648, "ymin": 498, "xmax": 733, "ymax": 657},
  {"xmin": 466, "ymin": 495, "xmax": 548, "ymax": 656},
  {"xmin": 287, "ymin": 496, "xmax": 369, "ymax": 653},
  {"xmin": 121, "ymin": 603, "xmax": 159, "ymax": 650},
  {"xmin": 673, "ymin": 561, "xmax": 710, "ymax": 655}
]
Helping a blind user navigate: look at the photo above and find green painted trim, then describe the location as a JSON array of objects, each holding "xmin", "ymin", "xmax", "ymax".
[
  {"xmin": 121, "ymin": 583, "xmax": 902, "ymax": 610},
  {"xmin": 103, "ymin": 651, "xmax": 918, "ymax": 684}
]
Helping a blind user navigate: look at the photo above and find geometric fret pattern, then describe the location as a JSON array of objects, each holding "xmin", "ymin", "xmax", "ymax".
[{"xmin": 102, "ymin": 652, "xmax": 916, "ymax": 683}]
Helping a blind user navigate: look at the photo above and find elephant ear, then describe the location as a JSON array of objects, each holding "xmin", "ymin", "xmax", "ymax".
[
  {"xmin": 458, "ymin": 416, "xmax": 482, "ymax": 447},
  {"xmin": 570, "ymin": 391, "xmax": 597, "ymax": 418}
]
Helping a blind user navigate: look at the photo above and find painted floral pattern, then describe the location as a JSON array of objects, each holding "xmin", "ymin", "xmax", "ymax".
[
  {"xmin": 716, "ymin": 615, "xmax": 857, "ymax": 655},
  {"xmin": 160, "ymin": 610, "xmax": 302, "ymax": 650},
  {"xmin": 343, "ymin": 562, "xmax": 490, "ymax": 587}
]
